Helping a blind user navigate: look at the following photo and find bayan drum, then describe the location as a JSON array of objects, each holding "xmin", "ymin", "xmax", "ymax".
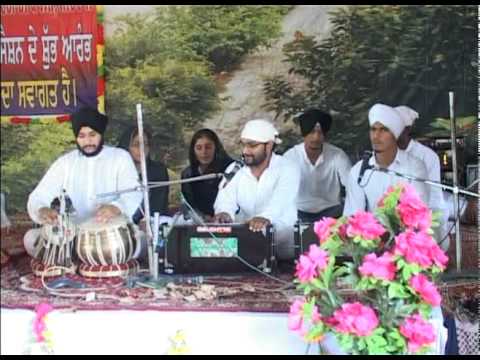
[
  {"xmin": 25, "ymin": 223, "xmax": 77, "ymax": 277},
  {"xmin": 76, "ymin": 216, "xmax": 139, "ymax": 277}
]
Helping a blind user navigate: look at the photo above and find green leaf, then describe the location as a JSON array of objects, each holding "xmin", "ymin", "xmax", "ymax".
[{"xmin": 388, "ymin": 283, "xmax": 410, "ymax": 299}]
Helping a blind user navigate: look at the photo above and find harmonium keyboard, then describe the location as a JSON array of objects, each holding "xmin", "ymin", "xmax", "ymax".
[{"xmin": 157, "ymin": 223, "xmax": 275, "ymax": 274}]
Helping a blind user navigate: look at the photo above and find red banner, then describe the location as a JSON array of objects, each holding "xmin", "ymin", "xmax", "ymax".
[{"xmin": 1, "ymin": 5, "xmax": 103, "ymax": 122}]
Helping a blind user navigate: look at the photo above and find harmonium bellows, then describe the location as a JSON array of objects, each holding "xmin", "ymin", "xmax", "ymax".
[{"xmin": 157, "ymin": 223, "xmax": 276, "ymax": 274}]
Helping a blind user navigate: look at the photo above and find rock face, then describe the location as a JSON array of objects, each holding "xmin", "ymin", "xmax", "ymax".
[
  {"xmin": 104, "ymin": 5, "xmax": 342, "ymax": 154},
  {"xmin": 201, "ymin": 5, "xmax": 342, "ymax": 154}
]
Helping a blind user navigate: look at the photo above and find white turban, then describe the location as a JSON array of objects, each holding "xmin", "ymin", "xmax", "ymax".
[
  {"xmin": 368, "ymin": 103, "xmax": 405, "ymax": 139},
  {"xmin": 240, "ymin": 119, "xmax": 282, "ymax": 144},
  {"xmin": 395, "ymin": 105, "xmax": 419, "ymax": 127}
]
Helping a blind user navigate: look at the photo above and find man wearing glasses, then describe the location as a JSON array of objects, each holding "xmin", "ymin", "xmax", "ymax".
[{"xmin": 214, "ymin": 119, "xmax": 300, "ymax": 260}]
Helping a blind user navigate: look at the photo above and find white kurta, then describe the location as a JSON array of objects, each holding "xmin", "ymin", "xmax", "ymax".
[
  {"xmin": 404, "ymin": 140, "xmax": 449, "ymax": 244},
  {"xmin": 343, "ymin": 149, "xmax": 429, "ymax": 216},
  {"xmin": 27, "ymin": 146, "xmax": 143, "ymax": 224},
  {"xmin": 283, "ymin": 142, "xmax": 351, "ymax": 213},
  {"xmin": 214, "ymin": 153, "xmax": 300, "ymax": 259}
]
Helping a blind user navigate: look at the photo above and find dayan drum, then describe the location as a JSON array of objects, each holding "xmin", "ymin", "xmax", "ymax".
[
  {"xmin": 25, "ymin": 223, "xmax": 77, "ymax": 277},
  {"xmin": 76, "ymin": 216, "xmax": 139, "ymax": 277}
]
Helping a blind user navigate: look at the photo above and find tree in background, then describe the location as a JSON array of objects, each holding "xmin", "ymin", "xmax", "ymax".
[
  {"xmin": 1, "ymin": 123, "xmax": 75, "ymax": 212},
  {"xmin": 106, "ymin": 5, "xmax": 291, "ymax": 169},
  {"xmin": 0, "ymin": 5, "xmax": 292, "ymax": 212},
  {"xmin": 263, "ymin": 5, "xmax": 477, "ymax": 159}
]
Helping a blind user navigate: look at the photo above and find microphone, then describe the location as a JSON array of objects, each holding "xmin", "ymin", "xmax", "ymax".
[
  {"xmin": 222, "ymin": 158, "xmax": 244, "ymax": 189},
  {"xmin": 357, "ymin": 150, "xmax": 373, "ymax": 185}
]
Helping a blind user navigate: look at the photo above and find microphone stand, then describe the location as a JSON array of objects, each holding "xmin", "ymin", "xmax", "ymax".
[
  {"xmin": 95, "ymin": 172, "xmax": 223, "ymax": 279},
  {"xmin": 372, "ymin": 167, "xmax": 479, "ymax": 199},
  {"xmin": 448, "ymin": 92, "xmax": 462, "ymax": 272},
  {"xmin": 95, "ymin": 173, "xmax": 223, "ymax": 199},
  {"xmin": 372, "ymin": 166, "xmax": 478, "ymax": 274},
  {"xmin": 136, "ymin": 104, "xmax": 155, "ymax": 279}
]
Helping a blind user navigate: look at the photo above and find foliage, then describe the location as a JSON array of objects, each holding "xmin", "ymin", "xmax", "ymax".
[
  {"xmin": 263, "ymin": 5, "xmax": 477, "ymax": 156},
  {"xmin": 289, "ymin": 184, "xmax": 448, "ymax": 355},
  {"xmin": 1, "ymin": 123, "xmax": 75, "ymax": 212},
  {"xmin": 106, "ymin": 60, "xmax": 219, "ymax": 165},
  {"xmin": 1, "ymin": 5, "xmax": 292, "ymax": 212},
  {"xmin": 109, "ymin": 6, "xmax": 291, "ymax": 72},
  {"xmin": 105, "ymin": 5, "xmax": 291, "ymax": 170}
]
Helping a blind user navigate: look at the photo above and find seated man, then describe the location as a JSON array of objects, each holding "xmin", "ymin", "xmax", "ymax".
[
  {"xmin": 118, "ymin": 125, "xmax": 170, "ymax": 223},
  {"xmin": 344, "ymin": 104, "xmax": 428, "ymax": 215},
  {"xmin": 26, "ymin": 107, "xmax": 143, "ymax": 259},
  {"xmin": 284, "ymin": 108, "xmax": 351, "ymax": 222},
  {"xmin": 214, "ymin": 119, "xmax": 300, "ymax": 260}
]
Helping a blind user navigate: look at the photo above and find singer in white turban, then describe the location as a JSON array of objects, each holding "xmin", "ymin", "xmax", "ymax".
[
  {"xmin": 343, "ymin": 103, "xmax": 429, "ymax": 216},
  {"xmin": 27, "ymin": 107, "xmax": 142, "ymax": 226},
  {"xmin": 395, "ymin": 106, "xmax": 449, "ymax": 249},
  {"xmin": 214, "ymin": 119, "xmax": 300, "ymax": 259}
]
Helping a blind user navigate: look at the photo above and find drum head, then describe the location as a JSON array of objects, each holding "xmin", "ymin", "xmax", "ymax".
[{"xmin": 79, "ymin": 215, "xmax": 129, "ymax": 230}]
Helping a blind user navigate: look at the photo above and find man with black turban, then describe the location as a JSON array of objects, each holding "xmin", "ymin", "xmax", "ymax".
[
  {"xmin": 27, "ymin": 107, "xmax": 143, "ymax": 226},
  {"xmin": 284, "ymin": 108, "xmax": 352, "ymax": 222}
]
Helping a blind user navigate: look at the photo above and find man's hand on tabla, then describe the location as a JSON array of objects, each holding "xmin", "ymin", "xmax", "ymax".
[
  {"xmin": 38, "ymin": 207, "xmax": 59, "ymax": 225},
  {"xmin": 95, "ymin": 204, "xmax": 121, "ymax": 223}
]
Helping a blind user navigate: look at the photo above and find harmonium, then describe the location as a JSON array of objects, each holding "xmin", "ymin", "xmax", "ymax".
[
  {"xmin": 157, "ymin": 223, "xmax": 276, "ymax": 274},
  {"xmin": 294, "ymin": 221, "xmax": 352, "ymax": 264}
]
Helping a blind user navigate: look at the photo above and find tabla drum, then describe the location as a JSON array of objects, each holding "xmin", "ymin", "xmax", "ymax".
[
  {"xmin": 25, "ymin": 223, "xmax": 77, "ymax": 277},
  {"xmin": 76, "ymin": 216, "xmax": 139, "ymax": 277}
]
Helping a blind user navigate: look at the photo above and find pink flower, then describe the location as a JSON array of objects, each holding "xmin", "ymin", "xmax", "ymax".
[
  {"xmin": 347, "ymin": 211, "xmax": 386, "ymax": 240},
  {"xmin": 308, "ymin": 244, "xmax": 329, "ymax": 271},
  {"xmin": 397, "ymin": 184, "xmax": 432, "ymax": 231},
  {"xmin": 295, "ymin": 254, "xmax": 318, "ymax": 283},
  {"xmin": 394, "ymin": 231, "xmax": 448, "ymax": 270},
  {"xmin": 288, "ymin": 298, "xmax": 321, "ymax": 336},
  {"xmin": 429, "ymin": 245, "xmax": 449, "ymax": 270},
  {"xmin": 33, "ymin": 303, "xmax": 53, "ymax": 342},
  {"xmin": 34, "ymin": 303, "xmax": 54, "ymax": 320},
  {"xmin": 332, "ymin": 302, "xmax": 379, "ymax": 337},
  {"xmin": 394, "ymin": 231, "xmax": 435, "ymax": 268},
  {"xmin": 295, "ymin": 245, "xmax": 329, "ymax": 283},
  {"xmin": 338, "ymin": 224, "xmax": 348, "ymax": 238},
  {"xmin": 400, "ymin": 314, "xmax": 436, "ymax": 353},
  {"xmin": 358, "ymin": 252, "xmax": 397, "ymax": 281},
  {"xmin": 33, "ymin": 319, "xmax": 46, "ymax": 342},
  {"xmin": 314, "ymin": 217, "xmax": 337, "ymax": 244},
  {"xmin": 377, "ymin": 185, "xmax": 397, "ymax": 207},
  {"xmin": 409, "ymin": 274, "xmax": 441, "ymax": 306},
  {"xmin": 288, "ymin": 299, "xmax": 307, "ymax": 334}
]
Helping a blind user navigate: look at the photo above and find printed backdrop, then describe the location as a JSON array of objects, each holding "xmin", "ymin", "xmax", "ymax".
[{"xmin": 0, "ymin": 5, "xmax": 104, "ymax": 124}]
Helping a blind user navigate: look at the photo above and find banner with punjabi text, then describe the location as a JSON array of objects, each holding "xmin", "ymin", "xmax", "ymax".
[{"xmin": 0, "ymin": 5, "xmax": 105, "ymax": 124}]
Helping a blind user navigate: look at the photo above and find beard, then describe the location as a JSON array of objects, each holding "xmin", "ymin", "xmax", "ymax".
[
  {"xmin": 77, "ymin": 138, "xmax": 104, "ymax": 157},
  {"xmin": 243, "ymin": 147, "xmax": 268, "ymax": 167}
]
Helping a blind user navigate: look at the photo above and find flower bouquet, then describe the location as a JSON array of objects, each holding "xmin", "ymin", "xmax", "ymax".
[{"xmin": 289, "ymin": 184, "xmax": 448, "ymax": 355}]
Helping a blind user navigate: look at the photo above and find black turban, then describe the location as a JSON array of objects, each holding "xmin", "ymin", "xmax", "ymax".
[
  {"xmin": 71, "ymin": 107, "xmax": 108, "ymax": 137},
  {"xmin": 296, "ymin": 108, "xmax": 332, "ymax": 137}
]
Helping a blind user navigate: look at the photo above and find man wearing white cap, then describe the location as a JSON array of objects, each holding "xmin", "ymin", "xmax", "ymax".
[
  {"xmin": 395, "ymin": 105, "xmax": 449, "ymax": 248},
  {"xmin": 343, "ymin": 103, "xmax": 429, "ymax": 216},
  {"xmin": 214, "ymin": 119, "xmax": 300, "ymax": 259}
]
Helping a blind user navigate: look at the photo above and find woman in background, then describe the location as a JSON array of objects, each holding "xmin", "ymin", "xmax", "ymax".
[{"xmin": 181, "ymin": 129, "xmax": 233, "ymax": 221}]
